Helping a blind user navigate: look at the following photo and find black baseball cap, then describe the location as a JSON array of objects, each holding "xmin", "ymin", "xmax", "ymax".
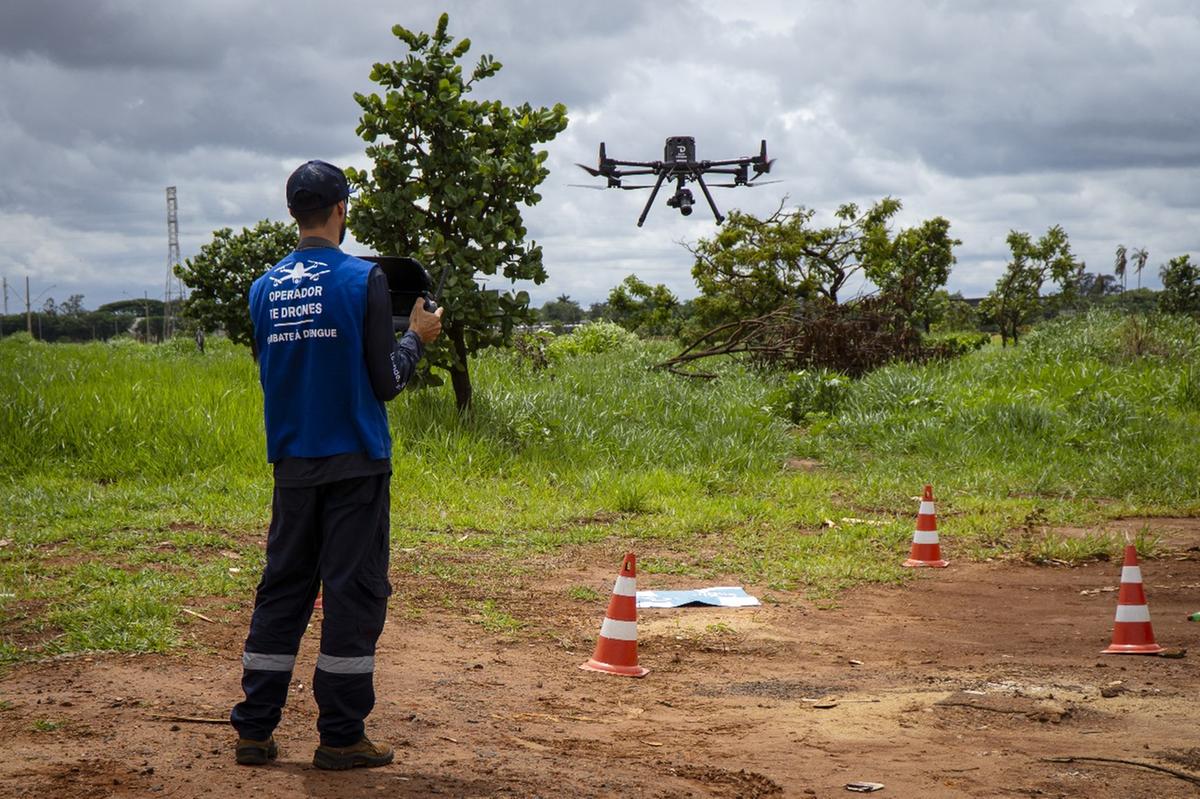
[{"xmin": 286, "ymin": 160, "xmax": 351, "ymax": 211}]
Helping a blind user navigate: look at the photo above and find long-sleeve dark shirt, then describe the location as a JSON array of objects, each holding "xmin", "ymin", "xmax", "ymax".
[{"xmin": 256, "ymin": 237, "xmax": 424, "ymax": 487}]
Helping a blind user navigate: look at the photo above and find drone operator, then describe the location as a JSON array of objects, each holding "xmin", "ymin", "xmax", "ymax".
[{"xmin": 231, "ymin": 159, "xmax": 443, "ymax": 770}]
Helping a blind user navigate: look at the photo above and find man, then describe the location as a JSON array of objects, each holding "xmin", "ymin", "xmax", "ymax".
[{"xmin": 231, "ymin": 159, "xmax": 443, "ymax": 770}]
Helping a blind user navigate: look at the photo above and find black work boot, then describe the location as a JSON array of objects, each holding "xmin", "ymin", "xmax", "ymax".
[
  {"xmin": 235, "ymin": 736, "xmax": 278, "ymax": 765},
  {"xmin": 312, "ymin": 736, "xmax": 394, "ymax": 770}
]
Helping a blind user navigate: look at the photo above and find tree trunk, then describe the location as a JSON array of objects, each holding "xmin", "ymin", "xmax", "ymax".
[{"xmin": 448, "ymin": 322, "xmax": 472, "ymax": 411}]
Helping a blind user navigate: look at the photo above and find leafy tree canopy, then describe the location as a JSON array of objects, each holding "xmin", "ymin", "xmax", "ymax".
[
  {"xmin": 687, "ymin": 197, "xmax": 961, "ymax": 333},
  {"xmin": 175, "ymin": 220, "xmax": 297, "ymax": 347},
  {"xmin": 607, "ymin": 274, "xmax": 680, "ymax": 337},
  {"xmin": 1160, "ymin": 254, "xmax": 1200, "ymax": 315},
  {"xmin": 347, "ymin": 13, "xmax": 568, "ymax": 409},
  {"xmin": 863, "ymin": 215, "xmax": 960, "ymax": 330},
  {"xmin": 538, "ymin": 294, "xmax": 584, "ymax": 325},
  {"xmin": 97, "ymin": 298, "xmax": 165, "ymax": 315},
  {"xmin": 979, "ymin": 225, "xmax": 1080, "ymax": 346}
]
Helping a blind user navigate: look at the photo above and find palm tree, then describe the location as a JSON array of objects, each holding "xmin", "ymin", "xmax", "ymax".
[
  {"xmin": 1114, "ymin": 244, "xmax": 1127, "ymax": 292},
  {"xmin": 1131, "ymin": 247, "xmax": 1149, "ymax": 290}
]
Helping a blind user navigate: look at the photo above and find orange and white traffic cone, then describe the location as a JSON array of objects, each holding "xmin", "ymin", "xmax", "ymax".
[
  {"xmin": 580, "ymin": 552, "xmax": 649, "ymax": 678},
  {"xmin": 1103, "ymin": 543, "xmax": 1164, "ymax": 655},
  {"xmin": 903, "ymin": 484, "xmax": 948, "ymax": 568}
]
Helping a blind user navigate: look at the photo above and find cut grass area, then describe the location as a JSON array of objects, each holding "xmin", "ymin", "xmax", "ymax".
[{"xmin": 2, "ymin": 310, "xmax": 1198, "ymax": 664}]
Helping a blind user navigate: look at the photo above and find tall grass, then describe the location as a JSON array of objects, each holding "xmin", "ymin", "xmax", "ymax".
[
  {"xmin": 3, "ymin": 311, "xmax": 1198, "ymax": 662},
  {"xmin": 0, "ymin": 337, "xmax": 786, "ymax": 484},
  {"xmin": 0, "ymin": 334, "xmax": 813, "ymax": 661},
  {"xmin": 800, "ymin": 309, "xmax": 1200, "ymax": 505}
]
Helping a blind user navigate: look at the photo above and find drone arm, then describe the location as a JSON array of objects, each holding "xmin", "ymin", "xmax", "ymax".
[
  {"xmin": 692, "ymin": 171, "xmax": 725, "ymax": 225},
  {"xmin": 636, "ymin": 170, "xmax": 670, "ymax": 228},
  {"xmin": 610, "ymin": 158, "xmax": 661, "ymax": 168}
]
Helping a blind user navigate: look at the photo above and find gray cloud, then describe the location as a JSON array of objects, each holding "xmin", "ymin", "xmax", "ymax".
[{"xmin": 0, "ymin": 0, "xmax": 1196, "ymax": 313}]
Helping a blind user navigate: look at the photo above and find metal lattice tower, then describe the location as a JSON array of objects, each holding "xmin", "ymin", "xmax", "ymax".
[{"xmin": 165, "ymin": 187, "xmax": 182, "ymax": 338}]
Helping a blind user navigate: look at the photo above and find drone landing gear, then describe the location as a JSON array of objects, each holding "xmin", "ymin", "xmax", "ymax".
[
  {"xmin": 692, "ymin": 173, "xmax": 725, "ymax": 225},
  {"xmin": 636, "ymin": 171, "xmax": 669, "ymax": 228},
  {"xmin": 636, "ymin": 172, "xmax": 726, "ymax": 227}
]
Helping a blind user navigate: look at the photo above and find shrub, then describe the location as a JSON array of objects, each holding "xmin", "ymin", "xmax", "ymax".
[
  {"xmin": 547, "ymin": 321, "xmax": 639, "ymax": 361},
  {"xmin": 924, "ymin": 331, "xmax": 990, "ymax": 358},
  {"xmin": 0, "ymin": 331, "xmax": 38, "ymax": 346},
  {"xmin": 767, "ymin": 368, "xmax": 850, "ymax": 424},
  {"xmin": 1022, "ymin": 309, "xmax": 1200, "ymax": 364},
  {"xmin": 511, "ymin": 330, "xmax": 553, "ymax": 371}
]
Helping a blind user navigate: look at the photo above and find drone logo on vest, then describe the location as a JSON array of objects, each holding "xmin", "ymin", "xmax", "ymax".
[{"xmin": 269, "ymin": 260, "xmax": 331, "ymax": 287}]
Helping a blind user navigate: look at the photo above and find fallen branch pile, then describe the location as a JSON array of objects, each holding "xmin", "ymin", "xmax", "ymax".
[{"xmin": 657, "ymin": 299, "xmax": 936, "ymax": 378}]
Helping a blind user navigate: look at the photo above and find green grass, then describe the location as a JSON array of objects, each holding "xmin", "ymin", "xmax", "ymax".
[
  {"xmin": 797, "ymin": 310, "xmax": 1200, "ymax": 509},
  {"xmin": 469, "ymin": 600, "xmax": 526, "ymax": 634},
  {"xmin": 567, "ymin": 586, "xmax": 603, "ymax": 602},
  {"xmin": 2, "ymin": 310, "xmax": 1198, "ymax": 664}
]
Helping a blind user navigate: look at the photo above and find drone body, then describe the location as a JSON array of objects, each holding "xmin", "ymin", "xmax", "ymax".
[{"xmin": 574, "ymin": 136, "xmax": 778, "ymax": 227}]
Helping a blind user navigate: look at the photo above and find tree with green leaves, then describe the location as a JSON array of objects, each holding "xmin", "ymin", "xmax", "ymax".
[
  {"xmin": 1130, "ymin": 246, "xmax": 1150, "ymax": 290},
  {"xmin": 1114, "ymin": 243, "xmax": 1128, "ymax": 292},
  {"xmin": 607, "ymin": 274, "xmax": 680, "ymax": 336},
  {"xmin": 347, "ymin": 13, "xmax": 568, "ymax": 409},
  {"xmin": 686, "ymin": 198, "xmax": 904, "ymax": 330},
  {"xmin": 539, "ymin": 294, "xmax": 583, "ymax": 325},
  {"xmin": 175, "ymin": 220, "xmax": 297, "ymax": 347},
  {"xmin": 863, "ymin": 216, "xmax": 960, "ymax": 330},
  {"xmin": 1159, "ymin": 254, "xmax": 1200, "ymax": 314},
  {"xmin": 59, "ymin": 294, "xmax": 85, "ymax": 316},
  {"xmin": 1075, "ymin": 272, "xmax": 1122, "ymax": 303},
  {"xmin": 979, "ymin": 225, "xmax": 1081, "ymax": 346},
  {"xmin": 929, "ymin": 290, "xmax": 979, "ymax": 333}
]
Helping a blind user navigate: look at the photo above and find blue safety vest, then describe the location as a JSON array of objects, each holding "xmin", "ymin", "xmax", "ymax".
[{"xmin": 249, "ymin": 248, "xmax": 390, "ymax": 463}]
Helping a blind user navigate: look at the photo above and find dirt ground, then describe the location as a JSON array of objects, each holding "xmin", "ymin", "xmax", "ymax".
[{"xmin": 3, "ymin": 521, "xmax": 1200, "ymax": 798}]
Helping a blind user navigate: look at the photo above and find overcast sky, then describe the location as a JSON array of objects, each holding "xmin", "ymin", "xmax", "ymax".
[{"xmin": 1, "ymin": 0, "xmax": 1197, "ymax": 313}]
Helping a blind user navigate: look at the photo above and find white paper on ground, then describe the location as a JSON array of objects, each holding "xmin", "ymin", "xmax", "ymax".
[{"xmin": 635, "ymin": 586, "xmax": 760, "ymax": 609}]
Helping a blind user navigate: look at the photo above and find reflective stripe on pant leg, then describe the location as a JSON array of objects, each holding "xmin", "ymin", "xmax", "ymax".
[
  {"xmin": 243, "ymin": 652, "xmax": 297, "ymax": 671},
  {"xmin": 316, "ymin": 653, "xmax": 375, "ymax": 674}
]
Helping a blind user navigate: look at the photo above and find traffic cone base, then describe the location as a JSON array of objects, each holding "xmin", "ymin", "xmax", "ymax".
[
  {"xmin": 903, "ymin": 487, "xmax": 948, "ymax": 568},
  {"xmin": 581, "ymin": 554, "xmax": 649, "ymax": 678},
  {"xmin": 1102, "ymin": 546, "xmax": 1163, "ymax": 655}
]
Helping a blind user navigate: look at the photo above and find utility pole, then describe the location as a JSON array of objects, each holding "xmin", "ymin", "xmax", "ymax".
[
  {"xmin": 26, "ymin": 276, "xmax": 32, "ymax": 336},
  {"xmin": 165, "ymin": 186, "xmax": 182, "ymax": 340},
  {"xmin": 1, "ymin": 276, "xmax": 6, "ymax": 336}
]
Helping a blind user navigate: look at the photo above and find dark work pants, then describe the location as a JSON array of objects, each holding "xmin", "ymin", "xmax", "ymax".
[{"xmin": 230, "ymin": 474, "xmax": 392, "ymax": 747}]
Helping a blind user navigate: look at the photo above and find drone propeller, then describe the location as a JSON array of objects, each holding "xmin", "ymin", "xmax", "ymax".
[
  {"xmin": 568, "ymin": 183, "xmax": 656, "ymax": 190},
  {"xmin": 706, "ymin": 179, "xmax": 784, "ymax": 188},
  {"xmin": 751, "ymin": 159, "xmax": 777, "ymax": 178}
]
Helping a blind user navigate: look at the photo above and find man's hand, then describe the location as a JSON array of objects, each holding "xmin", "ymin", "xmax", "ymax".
[{"xmin": 409, "ymin": 298, "xmax": 444, "ymax": 344}]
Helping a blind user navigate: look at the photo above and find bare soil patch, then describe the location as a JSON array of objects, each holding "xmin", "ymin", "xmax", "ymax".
[{"xmin": 3, "ymin": 546, "xmax": 1200, "ymax": 798}]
